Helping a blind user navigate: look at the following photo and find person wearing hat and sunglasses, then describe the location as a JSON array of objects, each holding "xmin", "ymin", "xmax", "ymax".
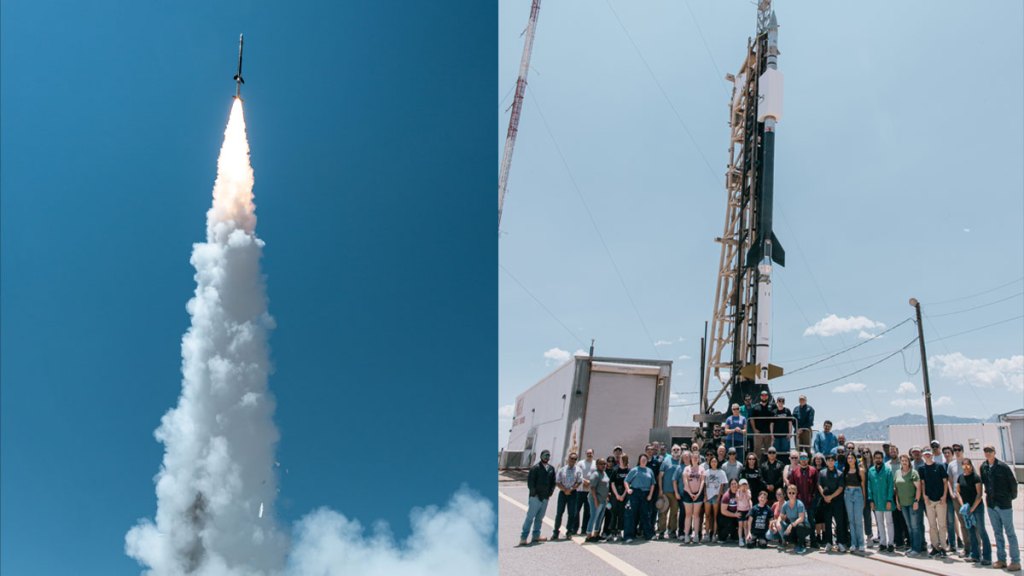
[
  {"xmin": 760, "ymin": 446, "xmax": 785, "ymax": 504},
  {"xmin": 723, "ymin": 403, "xmax": 747, "ymax": 461},
  {"xmin": 980, "ymin": 444, "xmax": 1020, "ymax": 570},
  {"xmin": 520, "ymin": 449, "xmax": 556, "ymax": 546}
]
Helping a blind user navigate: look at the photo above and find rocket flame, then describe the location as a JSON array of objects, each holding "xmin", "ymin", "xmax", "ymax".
[{"xmin": 208, "ymin": 98, "xmax": 257, "ymax": 239}]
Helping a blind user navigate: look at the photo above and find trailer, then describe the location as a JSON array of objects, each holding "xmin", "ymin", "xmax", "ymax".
[
  {"xmin": 888, "ymin": 422, "xmax": 1016, "ymax": 466},
  {"xmin": 501, "ymin": 355, "xmax": 672, "ymax": 469}
]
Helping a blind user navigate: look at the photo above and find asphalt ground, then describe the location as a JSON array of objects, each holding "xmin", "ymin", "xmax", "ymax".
[{"xmin": 499, "ymin": 474, "xmax": 1023, "ymax": 576}]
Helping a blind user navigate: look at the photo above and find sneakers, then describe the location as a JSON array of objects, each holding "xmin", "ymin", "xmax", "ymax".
[
  {"xmin": 758, "ymin": 539, "xmax": 768, "ymax": 549},
  {"xmin": 837, "ymin": 544, "xmax": 847, "ymax": 553},
  {"xmin": 624, "ymin": 538, "xmax": 634, "ymax": 544},
  {"xmin": 530, "ymin": 536, "xmax": 548, "ymax": 544},
  {"xmin": 928, "ymin": 547, "xmax": 940, "ymax": 557},
  {"xmin": 702, "ymin": 533, "xmax": 711, "ymax": 543},
  {"xmin": 795, "ymin": 546, "xmax": 806, "ymax": 554},
  {"xmin": 886, "ymin": 545, "xmax": 894, "ymax": 553}
]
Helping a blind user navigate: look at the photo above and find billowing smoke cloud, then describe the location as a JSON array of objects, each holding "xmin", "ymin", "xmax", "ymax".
[
  {"xmin": 126, "ymin": 100, "xmax": 495, "ymax": 575},
  {"xmin": 126, "ymin": 98, "xmax": 288, "ymax": 575}
]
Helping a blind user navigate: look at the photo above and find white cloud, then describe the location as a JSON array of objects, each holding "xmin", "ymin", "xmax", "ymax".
[
  {"xmin": 678, "ymin": 355, "xmax": 691, "ymax": 360},
  {"xmin": 891, "ymin": 395, "xmax": 952, "ymax": 408},
  {"xmin": 857, "ymin": 330, "xmax": 883, "ymax": 340},
  {"xmin": 896, "ymin": 382, "xmax": 917, "ymax": 395},
  {"xmin": 286, "ymin": 489, "xmax": 497, "ymax": 576},
  {"xmin": 654, "ymin": 339, "xmax": 674, "ymax": 347},
  {"xmin": 804, "ymin": 314, "xmax": 886, "ymax": 337},
  {"xmin": 833, "ymin": 382, "xmax": 866, "ymax": 394},
  {"xmin": 498, "ymin": 404, "xmax": 515, "ymax": 419},
  {"xmin": 963, "ymin": 228, "xmax": 971, "ymax": 233},
  {"xmin": 543, "ymin": 347, "xmax": 571, "ymax": 364},
  {"xmin": 930, "ymin": 353, "xmax": 1023, "ymax": 392}
]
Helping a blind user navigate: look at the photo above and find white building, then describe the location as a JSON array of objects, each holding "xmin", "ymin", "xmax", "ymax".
[{"xmin": 501, "ymin": 355, "xmax": 672, "ymax": 468}]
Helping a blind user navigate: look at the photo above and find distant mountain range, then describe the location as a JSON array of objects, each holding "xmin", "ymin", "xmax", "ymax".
[{"xmin": 835, "ymin": 413, "xmax": 999, "ymax": 441}]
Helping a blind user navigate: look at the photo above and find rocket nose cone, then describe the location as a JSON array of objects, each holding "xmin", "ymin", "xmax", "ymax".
[{"xmin": 768, "ymin": 11, "xmax": 778, "ymax": 28}]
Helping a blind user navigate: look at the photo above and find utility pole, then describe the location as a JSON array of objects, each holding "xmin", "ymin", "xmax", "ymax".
[
  {"xmin": 909, "ymin": 298, "xmax": 936, "ymax": 441},
  {"xmin": 498, "ymin": 0, "xmax": 541, "ymax": 229}
]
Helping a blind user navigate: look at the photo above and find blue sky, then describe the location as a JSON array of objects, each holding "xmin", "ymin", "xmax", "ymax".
[
  {"xmin": 499, "ymin": 1, "xmax": 1023, "ymax": 447},
  {"xmin": 1, "ymin": 1, "xmax": 494, "ymax": 574}
]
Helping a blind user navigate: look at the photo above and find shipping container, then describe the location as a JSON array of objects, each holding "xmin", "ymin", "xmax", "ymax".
[{"xmin": 888, "ymin": 423, "xmax": 1016, "ymax": 466}]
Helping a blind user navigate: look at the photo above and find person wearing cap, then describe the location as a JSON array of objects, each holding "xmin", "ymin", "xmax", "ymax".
[
  {"xmin": 956, "ymin": 458, "xmax": 991, "ymax": 565},
  {"xmin": 910, "ymin": 445, "xmax": 925, "ymax": 472},
  {"xmin": 788, "ymin": 452, "xmax": 819, "ymax": 547},
  {"xmin": 760, "ymin": 446, "xmax": 785, "ymax": 503},
  {"xmin": 830, "ymin": 434, "xmax": 847, "ymax": 457},
  {"xmin": 656, "ymin": 444, "xmax": 682, "ymax": 540},
  {"xmin": 866, "ymin": 450, "xmax": 895, "ymax": 552},
  {"xmin": 929, "ymin": 440, "xmax": 945, "ymax": 465},
  {"xmin": 980, "ymin": 444, "xmax": 1020, "ymax": 570},
  {"xmin": 919, "ymin": 448, "xmax": 949, "ymax": 557},
  {"xmin": 644, "ymin": 444, "xmax": 662, "ymax": 530},
  {"xmin": 818, "ymin": 452, "xmax": 847, "ymax": 552},
  {"xmin": 782, "ymin": 450, "xmax": 799, "ymax": 490},
  {"xmin": 553, "ymin": 452, "xmax": 582, "ymax": 540},
  {"xmin": 793, "ymin": 395, "xmax": 815, "ymax": 452},
  {"xmin": 586, "ymin": 458, "xmax": 611, "ymax": 542},
  {"xmin": 771, "ymin": 396, "xmax": 794, "ymax": 454},
  {"xmin": 722, "ymin": 446, "xmax": 743, "ymax": 483},
  {"xmin": 751, "ymin": 391, "xmax": 775, "ymax": 457},
  {"xmin": 723, "ymin": 403, "xmax": 747, "ymax": 461},
  {"xmin": 623, "ymin": 453, "xmax": 656, "ymax": 543},
  {"xmin": 813, "ymin": 420, "xmax": 838, "ymax": 459},
  {"xmin": 521, "ymin": 449, "xmax": 556, "ymax": 545},
  {"xmin": 737, "ymin": 478, "xmax": 753, "ymax": 544}
]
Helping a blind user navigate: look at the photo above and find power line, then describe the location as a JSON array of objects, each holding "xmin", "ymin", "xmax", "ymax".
[
  {"xmin": 922, "ymin": 312, "xmax": 993, "ymax": 418},
  {"xmin": 774, "ymin": 337, "xmax": 920, "ymax": 394},
  {"xmin": 500, "ymin": 264, "xmax": 587, "ymax": 349},
  {"xmin": 930, "ymin": 314, "xmax": 1024, "ymax": 343},
  {"xmin": 525, "ymin": 86, "xmax": 662, "ymax": 359},
  {"xmin": 780, "ymin": 317, "xmax": 914, "ymax": 378},
  {"xmin": 604, "ymin": 0, "xmax": 720, "ymax": 185},
  {"xmin": 928, "ymin": 292, "xmax": 1023, "ymax": 318},
  {"xmin": 683, "ymin": 0, "xmax": 729, "ymax": 97},
  {"xmin": 924, "ymin": 276, "xmax": 1024, "ymax": 306}
]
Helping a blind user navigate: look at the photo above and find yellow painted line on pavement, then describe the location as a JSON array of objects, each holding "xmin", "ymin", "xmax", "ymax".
[{"xmin": 499, "ymin": 491, "xmax": 651, "ymax": 576}]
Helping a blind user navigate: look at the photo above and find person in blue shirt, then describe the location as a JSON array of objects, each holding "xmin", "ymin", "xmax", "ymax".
[
  {"xmin": 723, "ymin": 404, "xmax": 747, "ymax": 461},
  {"xmin": 793, "ymin": 395, "xmax": 815, "ymax": 452},
  {"xmin": 812, "ymin": 420, "xmax": 838, "ymax": 458},
  {"xmin": 657, "ymin": 445, "xmax": 682, "ymax": 540},
  {"xmin": 623, "ymin": 453, "xmax": 656, "ymax": 543},
  {"xmin": 781, "ymin": 485, "xmax": 811, "ymax": 553}
]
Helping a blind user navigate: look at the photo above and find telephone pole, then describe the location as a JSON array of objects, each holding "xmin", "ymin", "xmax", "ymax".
[{"xmin": 909, "ymin": 298, "xmax": 936, "ymax": 441}]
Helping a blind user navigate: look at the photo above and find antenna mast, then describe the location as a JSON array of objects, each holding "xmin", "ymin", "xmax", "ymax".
[{"xmin": 498, "ymin": 0, "xmax": 542, "ymax": 228}]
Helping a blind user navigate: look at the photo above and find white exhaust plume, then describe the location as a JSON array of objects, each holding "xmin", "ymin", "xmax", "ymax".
[
  {"xmin": 126, "ymin": 98, "xmax": 287, "ymax": 575},
  {"xmin": 126, "ymin": 99, "xmax": 496, "ymax": 575}
]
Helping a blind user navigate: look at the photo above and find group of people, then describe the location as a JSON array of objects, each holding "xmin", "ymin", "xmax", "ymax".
[{"xmin": 519, "ymin": 395, "xmax": 1021, "ymax": 572}]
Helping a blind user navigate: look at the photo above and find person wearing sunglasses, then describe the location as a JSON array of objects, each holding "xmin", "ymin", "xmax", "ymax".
[
  {"xmin": 724, "ymin": 403, "xmax": 747, "ymax": 461},
  {"xmin": 780, "ymin": 485, "xmax": 811, "ymax": 553}
]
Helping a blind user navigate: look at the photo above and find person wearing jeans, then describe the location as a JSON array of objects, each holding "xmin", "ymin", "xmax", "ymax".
[
  {"xmin": 980, "ymin": 445, "xmax": 1020, "ymax": 570},
  {"xmin": 586, "ymin": 458, "xmax": 611, "ymax": 542},
  {"xmin": 623, "ymin": 453, "xmax": 656, "ymax": 542},
  {"xmin": 894, "ymin": 454, "xmax": 925, "ymax": 556},
  {"xmin": 843, "ymin": 452, "xmax": 867, "ymax": 553},
  {"xmin": 956, "ymin": 458, "xmax": 990, "ymax": 565},
  {"xmin": 553, "ymin": 453, "xmax": 580, "ymax": 539},
  {"xmin": 520, "ymin": 450, "xmax": 556, "ymax": 545}
]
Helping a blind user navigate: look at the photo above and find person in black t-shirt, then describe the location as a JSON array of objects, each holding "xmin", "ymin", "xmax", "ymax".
[
  {"xmin": 608, "ymin": 454, "xmax": 631, "ymax": 541},
  {"xmin": 750, "ymin": 391, "xmax": 775, "ymax": 457},
  {"xmin": 957, "ymin": 459, "xmax": 991, "ymax": 565},
  {"xmin": 748, "ymin": 490, "xmax": 773, "ymax": 548}
]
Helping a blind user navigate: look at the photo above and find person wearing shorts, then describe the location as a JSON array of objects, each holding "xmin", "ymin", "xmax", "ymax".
[
  {"xmin": 703, "ymin": 454, "xmax": 727, "ymax": 542},
  {"xmin": 679, "ymin": 451, "xmax": 706, "ymax": 544}
]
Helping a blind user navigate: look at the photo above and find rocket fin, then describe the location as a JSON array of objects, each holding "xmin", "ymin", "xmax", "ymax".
[{"xmin": 770, "ymin": 232, "xmax": 785, "ymax": 267}]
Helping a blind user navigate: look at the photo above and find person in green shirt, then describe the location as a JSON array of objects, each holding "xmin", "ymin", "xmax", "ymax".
[
  {"xmin": 867, "ymin": 450, "xmax": 895, "ymax": 552},
  {"xmin": 894, "ymin": 454, "xmax": 924, "ymax": 555}
]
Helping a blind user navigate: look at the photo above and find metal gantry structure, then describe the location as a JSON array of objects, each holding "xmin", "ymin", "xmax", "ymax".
[
  {"xmin": 699, "ymin": 0, "xmax": 785, "ymax": 423},
  {"xmin": 498, "ymin": 0, "xmax": 542, "ymax": 229}
]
